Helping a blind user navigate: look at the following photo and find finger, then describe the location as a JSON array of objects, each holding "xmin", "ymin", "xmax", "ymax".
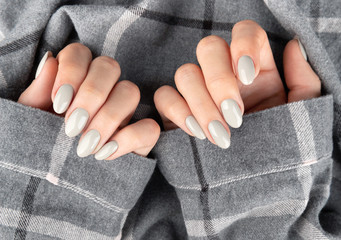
[
  {"xmin": 76, "ymin": 80, "xmax": 140, "ymax": 158},
  {"xmin": 283, "ymin": 38, "xmax": 321, "ymax": 103},
  {"xmin": 94, "ymin": 118, "xmax": 160, "ymax": 160},
  {"xmin": 230, "ymin": 20, "xmax": 277, "ymax": 85},
  {"xmin": 196, "ymin": 35, "xmax": 243, "ymax": 128},
  {"xmin": 175, "ymin": 63, "xmax": 231, "ymax": 149},
  {"xmin": 154, "ymin": 85, "xmax": 206, "ymax": 139},
  {"xmin": 18, "ymin": 51, "xmax": 58, "ymax": 110},
  {"xmin": 51, "ymin": 43, "xmax": 92, "ymax": 114},
  {"xmin": 64, "ymin": 56, "xmax": 121, "ymax": 137}
]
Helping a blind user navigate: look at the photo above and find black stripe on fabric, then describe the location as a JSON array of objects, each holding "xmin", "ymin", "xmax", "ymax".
[
  {"xmin": 203, "ymin": 0, "xmax": 215, "ymax": 37},
  {"xmin": 14, "ymin": 176, "xmax": 41, "ymax": 240},
  {"xmin": 310, "ymin": 0, "xmax": 320, "ymax": 17},
  {"xmin": 0, "ymin": 29, "xmax": 43, "ymax": 57},
  {"xmin": 126, "ymin": 5, "xmax": 288, "ymax": 45},
  {"xmin": 189, "ymin": 137, "xmax": 221, "ymax": 240},
  {"xmin": 310, "ymin": 0, "xmax": 320, "ymax": 37}
]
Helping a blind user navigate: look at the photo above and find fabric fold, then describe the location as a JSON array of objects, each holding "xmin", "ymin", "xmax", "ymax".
[{"xmin": 0, "ymin": 97, "xmax": 156, "ymax": 213}]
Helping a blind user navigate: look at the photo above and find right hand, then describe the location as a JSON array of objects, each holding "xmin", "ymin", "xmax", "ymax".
[
  {"xmin": 154, "ymin": 20, "xmax": 321, "ymax": 149},
  {"xmin": 18, "ymin": 43, "xmax": 160, "ymax": 160}
]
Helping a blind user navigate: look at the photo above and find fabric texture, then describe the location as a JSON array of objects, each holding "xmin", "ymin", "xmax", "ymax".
[{"xmin": 0, "ymin": 0, "xmax": 340, "ymax": 239}]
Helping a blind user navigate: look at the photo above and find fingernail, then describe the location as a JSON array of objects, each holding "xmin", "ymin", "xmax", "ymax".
[
  {"xmin": 95, "ymin": 141, "xmax": 119, "ymax": 160},
  {"xmin": 65, "ymin": 108, "xmax": 89, "ymax": 137},
  {"xmin": 221, "ymin": 99, "xmax": 242, "ymax": 128},
  {"xmin": 238, "ymin": 55, "xmax": 255, "ymax": 85},
  {"xmin": 297, "ymin": 38, "xmax": 307, "ymax": 61},
  {"xmin": 53, "ymin": 84, "xmax": 74, "ymax": 114},
  {"xmin": 208, "ymin": 120, "xmax": 230, "ymax": 149},
  {"xmin": 77, "ymin": 129, "xmax": 101, "ymax": 158},
  {"xmin": 35, "ymin": 51, "xmax": 50, "ymax": 79},
  {"xmin": 185, "ymin": 116, "xmax": 206, "ymax": 140}
]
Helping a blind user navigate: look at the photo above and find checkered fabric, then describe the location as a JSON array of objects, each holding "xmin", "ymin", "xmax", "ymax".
[{"xmin": 0, "ymin": 0, "xmax": 340, "ymax": 239}]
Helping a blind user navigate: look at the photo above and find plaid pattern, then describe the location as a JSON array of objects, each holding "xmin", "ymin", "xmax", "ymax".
[{"xmin": 0, "ymin": 0, "xmax": 340, "ymax": 239}]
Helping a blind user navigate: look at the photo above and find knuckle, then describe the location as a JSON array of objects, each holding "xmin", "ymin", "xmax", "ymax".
[
  {"xmin": 233, "ymin": 19, "xmax": 258, "ymax": 30},
  {"xmin": 154, "ymin": 85, "xmax": 173, "ymax": 102},
  {"xmin": 164, "ymin": 99, "xmax": 182, "ymax": 118},
  {"xmin": 207, "ymin": 74, "xmax": 230, "ymax": 89},
  {"xmin": 197, "ymin": 35, "xmax": 226, "ymax": 53},
  {"xmin": 233, "ymin": 20, "xmax": 267, "ymax": 44},
  {"xmin": 94, "ymin": 56, "xmax": 121, "ymax": 74},
  {"xmin": 175, "ymin": 63, "xmax": 200, "ymax": 87},
  {"xmin": 116, "ymin": 80, "xmax": 140, "ymax": 101},
  {"xmin": 140, "ymin": 119, "xmax": 161, "ymax": 145},
  {"xmin": 58, "ymin": 62, "xmax": 84, "ymax": 79},
  {"xmin": 81, "ymin": 84, "xmax": 106, "ymax": 102},
  {"xmin": 62, "ymin": 43, "xmax": 92, "ymax": 58}
]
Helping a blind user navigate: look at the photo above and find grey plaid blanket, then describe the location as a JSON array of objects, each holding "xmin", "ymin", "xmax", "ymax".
[{"xmin": 0, "ymin": 0, "xmax": 340, "ymax": 239}]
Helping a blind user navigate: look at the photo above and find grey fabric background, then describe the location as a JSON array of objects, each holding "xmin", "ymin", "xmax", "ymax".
[{"xmin": 0, "ymin": 0, "xmax": 340, "ymax": 239}]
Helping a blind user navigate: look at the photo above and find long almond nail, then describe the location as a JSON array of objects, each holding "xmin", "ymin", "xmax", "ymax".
[
  {"xmin": 185, "ymin": 116, "xmax": 206, "ymax": 140},
  {"xmin": 238, "ymin": 55, "xmax": 255, "ymax": 85},
  {"xmin": 35, "ymin": 51, "xmax": 50, "ymax": 79},
  {"xmin": 221, "ymin": 99, "xmax": 242, "ymax": 128},
  {"xmin": 95, "ymin": 141, "xmax": 119, "ymax": 160},
  {"xmin": 77, "ymin": 129, "xmax": 101, "ymax": 158},
  {"xmin": 53, "ymin": 84, "xmax": 74, "ymax": 114},
  {"xmin": 208, "ymin": 120, "xmax": 230, "ymax": 149},
  {"xmin": 65, "ymin": 108, "xmax": 89, "ymax": 137}
]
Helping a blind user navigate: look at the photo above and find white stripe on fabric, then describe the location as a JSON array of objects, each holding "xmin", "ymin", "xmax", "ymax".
[
  {"xmin": 0, "ymin": 70, "xmax": 7, "ymax": 89},
  {"xmin": 309, "ymin": 17, "xmax": 341, "ymax": 33},
  {"xmin": 0, "ymin": 161, "xmax": 128, "ymax": 213},
  {"xmin": 296, "ymin": 218, "xmax": 329, "ymax": 240},
  {"xmin": 0, "ymin": 207, "xmax": 117, "ymax": 240},
  {"xmin": 296, "ymin": 166, "xmax": 312, "ymax": 200},
  {"xmin": 185, "ymin": 199, "xmax": 308, "ymax": 237},
  {"xmin": 0, "ymin": 30, "xmax": 4, "ymax": 42},
  {"xmin": 101, "ymin": 1, "xmax": 148, "ymax": 57},
  {"xmin": 47, "ymin": 122, "xmax": 74, "ymax": 185},
  {"xmin": 288, "ymin": 101, "xmax": 317, "ymax": 162},
  {"xmin": 288, "ymin": 100, "xmax": 329, "ymax": 238}
]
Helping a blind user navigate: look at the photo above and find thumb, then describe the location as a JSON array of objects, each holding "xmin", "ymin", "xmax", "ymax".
[
  {"xmin": 18, "ymin": 51, "xmax": 58, "ymax": 111},
  {"xmin": 283, "ymin": 38, "xmax": 321, "ymax": 103}
]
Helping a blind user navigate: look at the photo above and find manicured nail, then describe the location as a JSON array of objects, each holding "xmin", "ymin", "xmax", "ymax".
[
  {"xmin": 35, "ymin": 51, "xmax": 50, "ymax": 79},
  {"xmin": 53, "ymin": 84, "xmax": 74, "ymax": 114},
  {"xmin": 221, "ymin": 99, "xmax": 242, "ymax": 128},
  {"xmin": 238, "ymin": 55, "xmax": 255, "ymax": 85},
  {"xmin": 185, "ymin": 116, "xmax": 206, "ymax": 140},
  {"xmin": 297, "ymin": 38, "xmax": 307, "ymax": 61},
  {"xmin": 65, "ymin": 108, "xmax": 89, "ymax": 137},
  {"xmin": 208, "ymin": 120, "xmax": 230, "ymax": 149},
  {"xmin": 95, "ymin": 141, "xmax": 119, "ymax": 160},
  {"xmin": 77, "ymin": 129, "xmax": 101, "ymax": 158}
]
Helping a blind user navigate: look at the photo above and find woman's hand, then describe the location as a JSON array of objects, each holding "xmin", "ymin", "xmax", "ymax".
[
  {"xmin": 154, "ymin": 20, "xmax": 321, "ymax": 149},
  {"xmin": 18, "ymin": 43, "xmax": 160, "ymax": 160}
]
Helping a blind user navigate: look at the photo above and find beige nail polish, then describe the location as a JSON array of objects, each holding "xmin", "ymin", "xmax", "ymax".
[
  {"xmin": 65, "ymin": 108, "xmax": 89, "ymax": 137},
  {"xmin": 35, "ymin": 51, "xmax": 50, "ymax": 79},
  {"xmin": 95, "ymin": 141, "xmax": 119, "ymax": 160},
  {"xmin": 238, "ymin": 55, "xmax": 255, "ymax": 85},
  {"xmin": 208, "ymin": 120, "xmax": 230, "ymax": 149},
  {"xmin": 221, "ymin": 99, "xmax": 243, "ymax": 128},
  {"xmin": 77, "ymin": 129, "xmax": 101, "ymax": 158},
  {"xmin": 185, "ymin": 116, "xmax": 206, "ymax": 140},
  {"xmin": 53, "ymin": 84, "xmax": 74, "ymax": 114}
]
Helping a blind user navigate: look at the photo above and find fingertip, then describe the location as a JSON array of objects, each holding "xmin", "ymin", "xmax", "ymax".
[
  {"xmin": 283, "ymin": 38, "xmax": 321, "ymax": 102},
  {"xmin": 18, "ymin": 52, "xmax": 58, "ymax": 110}
]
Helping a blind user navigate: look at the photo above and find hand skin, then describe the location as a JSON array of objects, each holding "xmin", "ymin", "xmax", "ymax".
[
  {"xmin": 154, "ymin": 20, "xmax": 321, "ymax": 148},
  {"xmin": 18, "ymin": 43, "xmax": 160, "ymax": 160}
]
